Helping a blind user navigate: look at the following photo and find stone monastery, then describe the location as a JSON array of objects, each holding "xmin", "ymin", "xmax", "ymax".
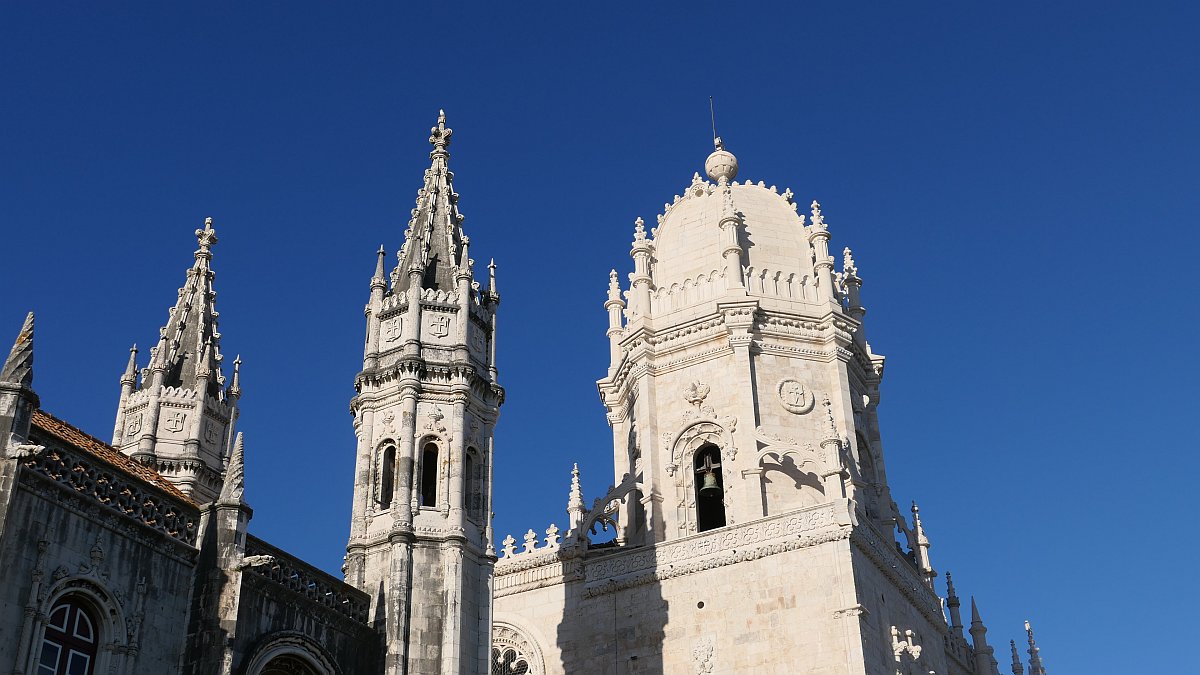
[{"xmin": 0, "ymin": 113, "xmax": 1050, "ymax": 675}]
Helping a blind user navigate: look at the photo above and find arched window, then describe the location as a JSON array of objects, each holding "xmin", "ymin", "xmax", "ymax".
[
  {"xmin": 693, "ymin": 444, "xmax": 726, "ymax": 532},
  {"xmin": 379, "ymin": 445, "xmax": 396, "ymax": 510},
  {"xmin": 491, "ymin": 647, "xmax": 530, "ymax": 674},
  {"xmin": 37, "ymin": 597, "xmax": 99, "ymax": 675},
  {"xmin": 420, "ymin": 442, "xmax": 439, "ymax": 507},
  {"xmin": 465, "ymin": 447, "xmax": 484, "ymax": 522}
]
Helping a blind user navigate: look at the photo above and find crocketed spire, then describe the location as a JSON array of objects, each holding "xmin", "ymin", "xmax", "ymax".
[
  {"xmin": 219, "ymin": 432, "xmax": 246, "ymax": 504},
  {"xmin": 392, "ymin": 110, "xmax": 470, "ymax": 293},
  {"xmin": 0, "ymin": 312, "xmax": 34, "ymax": 387},
  {"xmin": 144, "ymin": 217, "xmax": 229, "ymax": 400}
]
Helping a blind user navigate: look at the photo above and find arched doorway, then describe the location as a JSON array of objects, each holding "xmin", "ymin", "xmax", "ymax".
[{"xmin": 260, "ymin": 653, "xmax": 321, "ymax": 675}]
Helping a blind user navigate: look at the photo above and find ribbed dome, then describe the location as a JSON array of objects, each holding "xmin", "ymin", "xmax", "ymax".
[{"xmin": 652, "ymin": 178, "xmax": 812, "ymax": 290}]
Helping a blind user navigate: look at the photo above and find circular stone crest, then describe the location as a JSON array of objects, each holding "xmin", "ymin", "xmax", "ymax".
[{"xmin": 777, "ymin": 379, "xmax": 816, "ymax": 414}]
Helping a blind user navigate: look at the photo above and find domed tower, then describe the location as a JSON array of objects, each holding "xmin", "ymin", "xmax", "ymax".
[
  {"xmin": 598, "ymin": 137, "xmax": 898, "ymax": 544},
  {"xmin": 344, "ymin": 112, "xmax": 503, "ymax": 675}
]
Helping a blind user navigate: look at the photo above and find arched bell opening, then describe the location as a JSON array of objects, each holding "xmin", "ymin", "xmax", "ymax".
[
  {"xmin": 693, "ymin": 444, "xmax": 726, "ymax": 532},
  {"xmin": 379, "ymin": 445, "xmax": 396, "ymax": 510},
  {"xmin": 419, "ymin": 442, "xmax": 439, "ymax": 507}
]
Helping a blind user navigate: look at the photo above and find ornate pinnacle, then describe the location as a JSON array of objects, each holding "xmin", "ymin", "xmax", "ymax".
[
  {"xmin": 821, "ymin": 395, "xmax": 839, "ymax": 442},
  {"xmin": 220, "ymin": 432, "xmax": 246, "ymax": 503},
  {"xmin": 633, "ymin": 217, "xmax": 646, "ymax": 241},
  {"xmin": 567, "ymin": 463, "xmax": 586, "ymax": 530},
  {"xmin": 843, "ymin": 247, "xmax": 858, "ymax": 278},
  {"xmin": 121, "ymin": 344, "xmax": 139, "ymax": 385},
  {"xmin": 373, "ymin": 245, "xmax": 387, "ymax": 284},
  {"xmin": 1025, "ymin": 620, "xmax": 1045, "ymax": 674},
  {"xmin": 429, "ymin": 109, "xmax": 452, "ymax": 153},
  {"xmin": 229, "ymin": 355, "xmax": 242, "ymax": 399},
  {"xmin": 0, "ymin": 312, "xmax": 34, "ymax": 387},
  {"xmin": 1010, "ymin": 640, "xmax": 1025, "ymax": 675}
]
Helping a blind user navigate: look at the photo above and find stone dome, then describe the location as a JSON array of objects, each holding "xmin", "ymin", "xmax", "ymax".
[{"xmin": 651, "ymin": 178, "xmax": 813, "ymax": 291}]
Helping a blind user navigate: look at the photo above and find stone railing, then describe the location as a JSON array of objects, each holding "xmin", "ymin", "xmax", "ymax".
[
  {"xmin": 649, "ymin": 269, "xmax": 727, "ymax": 315},
  {"xmin": 18, "ymin": 446, "xmax": 198, "ymax": 545},
  {"xmin": 243, "ymin": 536, "xmax": 370, "ymax": 623},
  {"xmin": 743, "ymin": 266, "xmax": 818, "ymax": 303}
]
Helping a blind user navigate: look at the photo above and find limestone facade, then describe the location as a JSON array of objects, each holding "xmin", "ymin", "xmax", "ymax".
[{"xmin": 0, "ymin": 116, "xmax": 1048, "ymax": 675}]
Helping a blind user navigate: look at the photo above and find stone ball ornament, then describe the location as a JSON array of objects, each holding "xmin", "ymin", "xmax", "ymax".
[{"xmin": 704, "ymin": 137, "xmax": 739, "ymax": 182}]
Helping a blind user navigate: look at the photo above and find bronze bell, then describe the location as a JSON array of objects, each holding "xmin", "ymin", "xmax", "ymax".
[{"xmin": 699, "ymin": 469, "xmax": 721, "ymax": 497}]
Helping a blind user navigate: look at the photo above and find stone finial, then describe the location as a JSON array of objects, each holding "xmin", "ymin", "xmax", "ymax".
[
  {"xmin": 821, "ymin": 395, "xmax": 839, "ymax": 442},
  {"xmin": 121, "ymin": 344, "xmax": 139, "ymax": 386},
  {"xmin": 1, "ymin": 312, "xmax": 34, "ymax": 387},
  {"xmin": 843, "ymin": 247, "xmax": 858, "ymax": 278},
  {"xmin": 810, "ymin": 200, "xmax": 826, "ymax": 231},
  {"xmin": 633, "ymin": 217, "xmax": 646, "ymax": 241},
  {"xmin": 220, "ymin": 432, "xmax": 246, "ymax": 503},
  {"xmin": 488, "ymin": 258, "xmax": 497, "ymax": 293},
  {"xmin": 705, "ymin": 138, "xmax": 738, "ymax": 183},
  {"xmin": 500, "ymin": 534, "xmax": 516, "ymax": 558},
  {"xmin": 522, "ymin": 529, "xmax": 538, "ymax": 554},
  {"xmin": 429, "ymin": 109, "xmax": 452, "ymax": 152},
  {"xmin": 195, "ymin": 217, "xmax": 218, "ymax": 256},
  {"xmin": 544, "ymin": 523, "xmax": 561, "ymax": 547},
  {"xmin": 229, "ymin": 355, "xmax": 242, "ymax": 399},
  {"xmin": 568, "ymin": 463, "xmax": 585, "ymax": 530}
]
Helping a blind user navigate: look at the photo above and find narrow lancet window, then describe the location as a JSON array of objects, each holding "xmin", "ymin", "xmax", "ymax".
[
  {"xmin": 694, "ymin": 444, "xmax": 726, "ymax": 532},
  {"xmin": 379, "ymin": 446, "xmax": 396, "ymax": 509},
  {"xmin": 420, "ymin": 443, "xmax": 439, "ymax": 507},
  {"xmin": 465, "ymin": 448, "xmax": 482, "ymax": 521}
]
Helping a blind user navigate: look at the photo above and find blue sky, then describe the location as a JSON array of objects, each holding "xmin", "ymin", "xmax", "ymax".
[{"xmin": 3, "ymin": 3, "xmax": 1197, "ymax": 672}]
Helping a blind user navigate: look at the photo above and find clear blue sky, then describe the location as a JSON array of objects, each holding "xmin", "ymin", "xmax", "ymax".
[{"xmin": 3, "ymin": 3, "xmax": 1196, "ymax": 672}]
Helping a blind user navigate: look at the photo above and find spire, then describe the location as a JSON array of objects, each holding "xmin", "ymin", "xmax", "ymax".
[
  {"xmin": 0, "ymin": 312, "xmax": 34, "ymax": 387},
  {"xmin": 969, "ymin": 597, "xmax": 998, "ymax": 675},
  {"xmin": 567, "ymin": 463, "xmax": 585, "ymax": 532},
  {"xmin": 1025, "ymin": 620, "xmax": 1046, "ymax": 675},
  {"xmin": 229, "ymin": 355, "xmax": 242, "ymax": 399},
  {"xmin": 911, "ymin": 501, "xmax": 936, "ymax": 588},
  {"xmin": 143, "ymin": 217, "xmax": 229, "ymax": 399},
  {"xmin": 946, "ymin": 571, "xmax": 964, "ymax": 637},
  {"xmin": 1010, "ymin": 641, "xmax": 1025, "ymax": 675},
  {"xmin": 121, "ymin": 344, "xmax": 138, "ymax": 386},
  {"xmin": 219, "ymin": 432, "xmax": 246, "ymax": 504},
  {"xmin": 393, "ymin": 111, "xmax": 469, "ymax": 294},
  {"xmin": 372, "ymin": 244, "xmax": 387, "ymax": 289}
]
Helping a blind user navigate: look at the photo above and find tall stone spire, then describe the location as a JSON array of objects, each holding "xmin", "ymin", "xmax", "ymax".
[
  {"xmin": 219, "ymin": 432, "xmax": 246, "ymax": 504},
  {"xmin": 969, "ymin": 598, "xmax": 1000, "ymax": 675},
  {"xmin": 0, "ymin": 312, "xmax": 38, "ymax": 453},
  {"xmin": 346, "ymin": 112, "xmax": 503, "ymax": 675},
  {"xmin": 392, "ymin": 110, "xmax": 469, "ymax": 294},
  {"xmin": 946, "ymin": 571, "xmax": 964, "ymax": 639},
  {"xmin": 567, "ymin": 463, "xmax": 586, "ymax": 533},
  {"xmin": 112, "ymin": 217, "xmax": 241, "ymax": 503}
]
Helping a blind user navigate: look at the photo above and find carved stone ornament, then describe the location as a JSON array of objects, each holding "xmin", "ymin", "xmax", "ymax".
[
  {"xmin": 429, "ymin": 314, "xmax": 450, "ymax": 338},
  {"xmin": 383, "ymin": 317, "xmax": 402, "ymax": 342},
  {"xmin": 125, "ymin": 414, "xmax": 142, "ymax": 438},
  {"xmin": 777, "ymin": 379, "xmax": 816, "ymax": 414},
  {"xmin": 683, "ymin": 380, "xmax": 711, "ymax": 407},
  {"xmin": 203, "ymin": 420, "xmax": 219, "ymax": 444},
  {"xmin": 164, "ymin": 411, "xmax": 187, "ymax": 433}
]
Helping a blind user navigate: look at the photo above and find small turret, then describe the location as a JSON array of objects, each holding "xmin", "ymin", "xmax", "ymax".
[
  {"xmin": 818, "ymin": 397, "xmax": 848, "ymax": 499},
  {"xmin": 808, "ymin": 200, "xmax": 837, "ymax": 305},
  {"xmin": 605, "ymin": 270, "xmax": 626, "ymax": 373},
  {"xmin": 0, "ymin": 312, "xmax": 38, "ymax": 454},
  {"xmin": 628, "ymin": 218, "xmax": 655, "ymax": 319},
  {"xmin": 946, "ymin": 571, "xmax": 964, "ymax": 639}
]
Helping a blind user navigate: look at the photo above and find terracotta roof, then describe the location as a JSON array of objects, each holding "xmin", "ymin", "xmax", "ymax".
[{"xmin": 30, "ymin": 409, "xmax": 196, "ymax": 506}]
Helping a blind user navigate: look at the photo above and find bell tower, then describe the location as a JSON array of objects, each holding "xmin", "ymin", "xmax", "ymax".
[
  {"xmin": 597, "ymin": 138, "xmax": 901, "ymax": 544},
  {"xmin": 112, "ymin": 218, "xmax": 242, "ymax": 504},
  {"xmin": 344, "ymin": 112, "xmax": 503, "ymax": 675}
]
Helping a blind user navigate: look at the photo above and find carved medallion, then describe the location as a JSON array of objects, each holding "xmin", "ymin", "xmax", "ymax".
[
  {"xmin": 203, "ymin": 420, "xmax": 219, "ymax": 444},
  {"xmin": 777, "ymin": 379, "xmax": 815, "ymax": 414},
  {"xmin": 164, "ymin": 411, "xmax": 187, "ymax": 433}
]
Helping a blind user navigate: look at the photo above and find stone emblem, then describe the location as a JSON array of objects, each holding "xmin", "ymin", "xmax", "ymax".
[
  {"xmin": 203, "ymin": 420, "xmax": 219, "ymax": 444},
  {"xmin": 125, "ymin": 414, "xmax": 142, "ymax": 438},
  {"xmin": 777, "ymin": 379, "xmax": 815, "ymax": 414},
  {"xmin": 429, "ymin": 315, "xmax": 450, "ymax": 338},
  {"xmin": 383, "ymin": 317, "xmax": 402, "ymax": 342},
  {"xmin": 164, "ymin": 411, "xmax": 187, "ymax": 433}
]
